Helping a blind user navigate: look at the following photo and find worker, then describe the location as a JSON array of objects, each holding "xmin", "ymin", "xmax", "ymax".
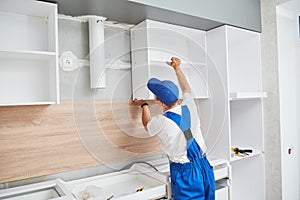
[{"xmin": 133, "ymin": 57, "xmax": 215, "ymax": 199}]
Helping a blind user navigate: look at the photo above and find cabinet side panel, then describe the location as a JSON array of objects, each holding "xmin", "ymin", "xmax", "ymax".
[
  {"xmin": 48, "ymin": 5, "xmax": 59, "ymax": 103},
  {"xmin": 131, "ymin": 22, "xmax": 151, "ymax": 99},
  {"xmin": 47, "ymin": 6, "xmax": 57, "ymax": 52},
  {"xmin": 202, "ymin": 26, "xmax": 231, "ymax": 160}
]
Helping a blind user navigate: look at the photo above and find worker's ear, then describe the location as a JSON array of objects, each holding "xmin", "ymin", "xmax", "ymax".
[
  {"xmin": 158, "ymin": 100, "xmax": 163, "ymax": 106},
  {"xmin": 162, "ymin": 102, "xmax": 170, "ymax": 110}
]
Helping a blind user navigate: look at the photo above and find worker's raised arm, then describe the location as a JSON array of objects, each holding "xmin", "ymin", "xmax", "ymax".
[{"xmin": 166, "ymin": 57, "xmax": 191, "ymax": 94}]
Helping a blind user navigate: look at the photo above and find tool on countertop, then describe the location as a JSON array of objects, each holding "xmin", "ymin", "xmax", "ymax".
[
  {"xmin": 136, "ymin": 187, "xmax": 144, "ymax": 192},
  {"xmin": 107, "ymin": 195, "xmax": 114, "ymax": 200},
  {"xmin": 231, "ymin": 147, "xmax": 253, "ymax": 157}
]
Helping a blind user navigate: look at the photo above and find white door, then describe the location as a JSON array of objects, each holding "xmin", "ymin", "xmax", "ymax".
[{"xmin": 277, "ymin": 1, "xmax": 300, "ymax": 200}]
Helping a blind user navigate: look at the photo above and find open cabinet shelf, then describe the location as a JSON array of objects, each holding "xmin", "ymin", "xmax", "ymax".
[
  {"xmin": 229, "ymin": 99, "xmax": 264, "ymax": 159},
  {"xmin": 0, "ymin": 50, "xmax": 56, "ymax": 60},
  {"xmin": 231, "ymin": 154, "xmax": 265, "ymax": 200},
  {"xmin": 131, "ymin": 19, "xmax": 208, "ymax": 99},
  {"xmin": 206, "ymin": 25, "xmax": 265, "ymax": 200},
  {"xmin": 226, "ymin": 26, "xmax": 262, "ymax": 93},
  {"xmin": 0, "ymin": 0, "xmax": 59, "ymax": 106}
]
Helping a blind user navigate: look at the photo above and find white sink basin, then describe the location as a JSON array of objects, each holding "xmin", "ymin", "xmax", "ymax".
[{"xmin": 0, "ymin": 179, "xmax": 72, "ymax": 200}]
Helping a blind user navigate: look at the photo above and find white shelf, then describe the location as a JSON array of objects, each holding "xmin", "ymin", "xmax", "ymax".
[
  {"xmin": 0, "ymin": 101, "xmax": 57, "ymax": 107},
  {"xmin": 230, "ymin": 150, "xmax": 262, "ymax": 162},
  {"xmin": 207, "ymin": 157, "xmax": 229, "ymax": 167},
  {"xmin": 0, "ymin": 50, "xmax": 56, "ymax": 60},
  {"xmin": 230, "ymin": 91, "xmax": 267, "ymax": 100},
  {"xmin": 150, "ymin": 59, "xmax": 206, "ymax": 68}
]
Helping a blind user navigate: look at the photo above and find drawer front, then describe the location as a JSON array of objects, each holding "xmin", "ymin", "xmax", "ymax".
[
  {"xmin": 214, "ymin": 167, "xmax": 229, "ymax": 181},
  {"xmin": 216, "ymin": 186, "xmax": 229, "ymax": 200}
]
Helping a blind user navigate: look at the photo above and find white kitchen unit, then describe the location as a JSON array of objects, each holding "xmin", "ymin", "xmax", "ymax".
[
  {"xmin": 0, "ymin": 0, "xmax": 59, "ymax": 106},
  {"xmin": 206, "ymin": 25, "xmax": 265, "ymax": 200},
  {"xmin": 131, "ymin": 19, "xmax": 208, "ymax": 99}
]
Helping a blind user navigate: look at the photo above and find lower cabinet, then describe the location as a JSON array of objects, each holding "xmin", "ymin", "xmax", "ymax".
[{"xmin": 0, "ymin": 158, "xmax": 232, "ymax": 200}]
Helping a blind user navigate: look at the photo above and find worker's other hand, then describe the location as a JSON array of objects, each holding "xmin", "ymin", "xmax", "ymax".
[
  {"xmin": 132, "ymin": 98, "xmax": 146, "ymax": 106},
  {"xmin": 166, "ymin": 57, "xmax": 181, "ymax": 70}
]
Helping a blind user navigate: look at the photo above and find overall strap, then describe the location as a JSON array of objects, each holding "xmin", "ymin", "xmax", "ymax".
[{"xmin": 164, "ymin": 105, "xmax": 193, "ymax": 141}]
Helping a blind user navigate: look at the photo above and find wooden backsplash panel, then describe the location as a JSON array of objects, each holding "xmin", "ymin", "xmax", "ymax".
[{"xmin": 0, "ymin": 100, "xmax": 161, "ymax": 183}]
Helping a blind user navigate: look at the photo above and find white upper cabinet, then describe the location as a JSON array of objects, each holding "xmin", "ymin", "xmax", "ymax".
[
  {"xmin": 0, "ymin": 0, "xmax": 59, "ymax": 106},
  {"xmin": 131, "ymin": 19, "xmax": 208, "ymax": 99}
]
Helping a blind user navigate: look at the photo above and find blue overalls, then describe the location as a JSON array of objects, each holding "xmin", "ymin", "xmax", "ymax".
[{"xmin": 164, "ymin": 105, "xmax": 215, "ymax": 200}]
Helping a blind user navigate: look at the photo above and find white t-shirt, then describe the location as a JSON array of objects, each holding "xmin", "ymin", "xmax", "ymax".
[{"xmin": 147, "ymin": 93, "xmax": 207, "ymax": 163}]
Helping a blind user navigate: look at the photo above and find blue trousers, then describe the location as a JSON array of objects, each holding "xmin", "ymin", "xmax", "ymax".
[
  {"xmin": 165, "ymin": 106, "xmax": 215, "ymax": 199},
  {"xmin": 170, "ymin": 155, "xmax": 215, "ymax": 200}
]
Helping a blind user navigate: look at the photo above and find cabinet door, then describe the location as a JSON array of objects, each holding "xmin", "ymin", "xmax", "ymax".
[{"xmin": 215, "ymin": 186, "xmax": 229, "ymax": 200}]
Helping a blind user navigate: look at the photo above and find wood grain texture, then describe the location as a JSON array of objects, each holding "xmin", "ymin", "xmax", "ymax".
[{"xmin": 0, "ymin": 100, "xmax": 161, "ymax": 183}]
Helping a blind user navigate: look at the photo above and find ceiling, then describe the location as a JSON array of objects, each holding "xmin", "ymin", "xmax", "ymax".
[{"xmin": 40, "ymin": 0, "xmax": 223, "ymax": 31}]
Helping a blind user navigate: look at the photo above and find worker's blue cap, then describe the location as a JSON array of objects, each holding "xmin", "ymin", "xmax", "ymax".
[{"xmin": 147, "ymin": 78, "xmax": 179, "ymax": 105}]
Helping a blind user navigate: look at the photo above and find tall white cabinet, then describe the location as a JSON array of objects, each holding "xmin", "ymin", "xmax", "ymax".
[
  {"xmin": 206, "ymin": 25, "xmax": 266, "ymax": 200},
  {"xmin": 0, "ymin": 0, "xmax": 59, "ymax": 106}
]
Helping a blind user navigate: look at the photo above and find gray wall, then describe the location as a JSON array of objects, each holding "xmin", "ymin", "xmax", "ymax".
[{"xmin": 58, "ymin": 19, "xmax": 132, "ymax": 100}]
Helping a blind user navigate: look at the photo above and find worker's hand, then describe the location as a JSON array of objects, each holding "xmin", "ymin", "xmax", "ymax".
[
  {"xmin": 132, "ymin": 98, "xmax": 146, "ymax": 106},
  {"xmin": 166, "ymin": 57, "xmax": 181, "ymax": 71}
]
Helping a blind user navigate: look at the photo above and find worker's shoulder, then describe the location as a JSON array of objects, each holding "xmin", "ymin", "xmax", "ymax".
[
  {"xmin": 149, "ymin": 114, "xmax": 174, "ymax": 127},
  {"xmin": 150, "ymin": 114, "xmax": 166, "ymax": 122},
  {"xmin": 147, "ymin": 114, "xmax": 171, "ymax": 136}
]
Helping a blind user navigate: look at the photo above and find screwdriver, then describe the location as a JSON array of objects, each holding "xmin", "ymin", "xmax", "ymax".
[{"xmin": 231, "ymin": 147, "xmax": 252, "ymax": 156}]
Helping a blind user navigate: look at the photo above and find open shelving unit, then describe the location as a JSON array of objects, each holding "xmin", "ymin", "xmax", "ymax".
[
  {"xmin": 0, "ymin": 0, "xmax": 59, "ymax": 106},
  {"xmin": 206, "ymin": 25, "xmax": 266, "ymax": 200},
  {"xmin": 231, "ymin": 154, "xmax": 265, "ymax": 200}
]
